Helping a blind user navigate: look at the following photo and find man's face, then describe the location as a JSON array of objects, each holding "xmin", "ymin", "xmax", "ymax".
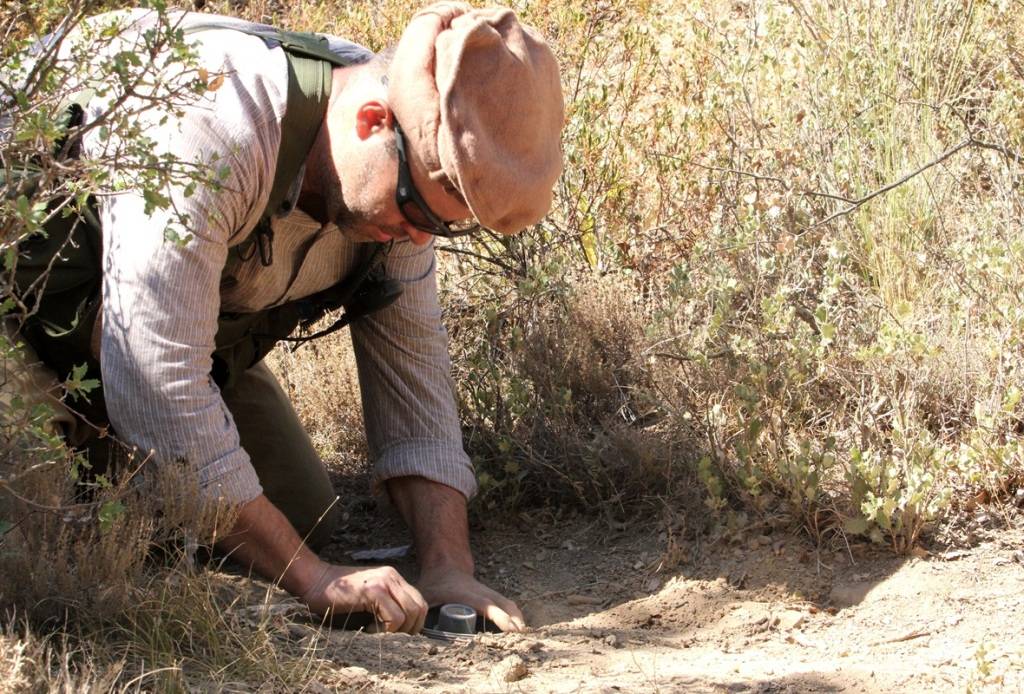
[{"xmin": 321, "ymin": 81, "xmax": 473, "ymax": 246}]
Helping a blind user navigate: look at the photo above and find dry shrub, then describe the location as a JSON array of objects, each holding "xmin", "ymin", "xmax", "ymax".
[
  {"xmin": 0, "ymin": 435, "xmax": 235, "ymax": 621},
  {"xmin": 0, "ymin": 630, "xmax": 31, "ymax": 694},
  {"xmin": 451, "ymin": 273, "xmax": 700, "ymax": 513},
  {"xmin": 264, "ymin": 334, "xmax": 369, "ymax": 477},
  {"xmin": 520, "ymin": 274, "xmax": 647, "ymax": 421}
]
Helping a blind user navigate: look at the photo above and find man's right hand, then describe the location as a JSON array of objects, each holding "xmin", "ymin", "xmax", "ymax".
[
  {"xmin": 299, "ymin": 561, "xmax": 428, "ymax": 633},
  {"xmin": 217, "ymin": 494, "xmax": 427, "ymax": 634}
]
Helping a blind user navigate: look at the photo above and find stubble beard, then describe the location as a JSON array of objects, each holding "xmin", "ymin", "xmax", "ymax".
[{"xmin": 316, "ymin": 150, "xmax": 379, "ymax": 243}]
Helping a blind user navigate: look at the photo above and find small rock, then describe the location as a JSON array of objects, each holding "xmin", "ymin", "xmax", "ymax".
[
  {"xmin": 567, "ymin": 594, "xmax": 604, "ymax": 606},
  {"xmin": 644, "ymin": 577, "xmax": 661, "ymax": 592},
  {"xmin": 758, "ymin": 534, "xmax": 773, "ymax": 547},
  {"xmin": 427, "ymin": 645, "xmax": 439, "ymax": 656},
  {"xmin": 910, "ymin": 546, "xmax": 930, "ymax": 560},
  {"xmin": 829, "ymin": 581, "xmax": 872, "ymax": 607},
  {"xmin": 604, "ymin": 633, "xmax": 622, "ymax": 648},
  {"xmin": 492, "ymin": 654, "xmax": 529, "ymax": 683},
  {"xmin": 337, "ymin": 666, "xmax": 370, "ymax": 681},
  {"xmin": 777, "ymin": 610, "xmax": 805, "ymax": 630}
]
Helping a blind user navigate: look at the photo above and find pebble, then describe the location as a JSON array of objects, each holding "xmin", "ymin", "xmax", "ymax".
[
  {"xmin": 336, "ymin": 666, "xmax": 370, "ymax": 681},
  {"xmin": 776, "ymin": 610, "xmax": 806, "ymax": 630},
  {"xmin": 829, "ymin": 581, "xmax": 872, "ymax": 607},
  {"xmin": 492, "ymin": 654, "xmax": 529, "ymax": 682},
  {"xmin": 604, "ymin": 633, "xmax": 622, "ymax": 648}
]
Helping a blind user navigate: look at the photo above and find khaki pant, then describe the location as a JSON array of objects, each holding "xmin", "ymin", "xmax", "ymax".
[{"xmin": 1, "ymin": 323, "xmax": 339, "ymax": 550}]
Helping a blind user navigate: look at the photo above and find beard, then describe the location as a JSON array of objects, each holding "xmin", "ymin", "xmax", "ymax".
[{"xmin": 301, "ymin": 138, "xmax": 377, "ymax": 243}]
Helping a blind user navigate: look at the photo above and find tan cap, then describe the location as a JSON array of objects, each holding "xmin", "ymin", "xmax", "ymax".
[{"xmin": 387, "ymin": 3, "xmax": 564, "ymax": 234}]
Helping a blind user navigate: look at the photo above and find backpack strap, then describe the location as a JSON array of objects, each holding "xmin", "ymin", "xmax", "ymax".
[{"xmin": 184, "ymin": 24, "xmax": 352, "ymax": 266}]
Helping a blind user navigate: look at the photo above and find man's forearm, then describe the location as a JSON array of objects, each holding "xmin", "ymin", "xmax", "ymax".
[
  {"xmin": 216, "ymin": 493, "xmax": 325, "ymax": 596},
  {"xmin": 386, "ymin": 476, "xmax": 474, "ymax": 575}
]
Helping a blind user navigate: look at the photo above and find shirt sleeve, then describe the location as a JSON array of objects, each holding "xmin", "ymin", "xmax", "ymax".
[
  {"xmin": 350, "ymin": 240, "xmax": 477, "ymax": 500},
  {"xmin": 95, "ymin": 31, "xmax": 284, "ymax": 505}
]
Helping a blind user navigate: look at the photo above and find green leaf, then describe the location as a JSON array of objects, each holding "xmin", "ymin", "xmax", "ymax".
[
  {"xmin": 842, "ymin": 516, "xmax": 869, "ymax": 535},
  {"xmin": 819, "ymin": 321, "xmax": 836, "ymax": 346},
  {"xmin": 65, "ymin": 363, "xmax": 100, "ymax": 402},
  {"xmin": 1003, "ymin": 386, "xmax": 1021, "ymax": 413},
  {"xmin": 141, "ymin": 187, "xmax": 171, "ymax": 214},
  {"xmin": 97, "ymin": 500, "xmax": 125, "ymax": 533}
]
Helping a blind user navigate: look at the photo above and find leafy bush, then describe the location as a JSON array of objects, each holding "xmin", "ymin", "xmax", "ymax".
[{"xmin": 433, "ymin": 0, "xmax": 1023, "ymax": 548}]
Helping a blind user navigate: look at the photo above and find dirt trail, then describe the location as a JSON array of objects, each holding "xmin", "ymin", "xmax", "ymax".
[{"xmin": 301, "ymin": 504, "xmax": 1024, "ymax": 693}]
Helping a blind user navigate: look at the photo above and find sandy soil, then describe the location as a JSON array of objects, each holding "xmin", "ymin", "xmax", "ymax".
[{"xmin": 261, "ymin": 492, "xmax": 1024, "ymax": 694}]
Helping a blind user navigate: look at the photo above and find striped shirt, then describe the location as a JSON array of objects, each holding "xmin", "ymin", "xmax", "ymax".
[{"xmin": 76, "ymin": 11, "xmax": 475, "ymax": 503}]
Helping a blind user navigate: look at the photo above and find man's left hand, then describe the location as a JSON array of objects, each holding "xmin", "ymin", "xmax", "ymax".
[
  {"xmin": 386, "ymin": 475, "xmax": 528, "ymax": 633},
  {"xmin": 417, "ymin": 566, "xmax": 526, "ymax": 632}
]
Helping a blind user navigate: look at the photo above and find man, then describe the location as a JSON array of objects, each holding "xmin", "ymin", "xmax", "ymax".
[{"xmin": 9, "ymin": 3, "xmax": 563, "ymax": 634}]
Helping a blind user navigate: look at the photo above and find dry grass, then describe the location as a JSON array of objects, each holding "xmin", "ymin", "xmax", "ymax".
[{"xmin": 264, "ymin": 336, "xmax": 369, "ymax": 477}]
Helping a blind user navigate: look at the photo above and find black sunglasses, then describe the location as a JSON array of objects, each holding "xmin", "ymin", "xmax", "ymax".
[{"xmin": 394, "ymin": 121, "xmax": 480, "ymax": 238}]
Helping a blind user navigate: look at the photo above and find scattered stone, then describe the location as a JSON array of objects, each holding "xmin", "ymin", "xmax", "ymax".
[
  {"xmin": 427, "ymin": 645, "xmax": 439, "ymax": 656},
  {"xmin": 492, "ymin": 654, "xmax": 529, "ymax": 683},
  {"xmin": 829, "ymin": 581, "xmax": 872, "ymax": 607},
  {"xmin": 777, "ymin": 610, "xmax": 806, "ymax": 630},
  {"xmin": 604, "ymin": 633, "xmax": 622, "ymax": 648},
  {"xmin": 337, "ymin": 666, "xmax": 370, "ymax": 681},
  {"xmin": 567, "ymin": 594, "xmax": 604, "ymax": 606},
  {"xmin": 644, "ymin": 577, "xmax": 661, "ymax": 592},
  {"xmin": 758, "ymin": 534, "xmax": 773, "ymax": 547},
  {"xmin": 728, "ymin": 569, "xmax": 748, "ymax": 589}
]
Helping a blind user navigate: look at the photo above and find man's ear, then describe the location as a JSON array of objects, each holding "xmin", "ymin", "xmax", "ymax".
[{"xmin": 354, "ymin": 101, "xmax": 393, "ymax": 140}]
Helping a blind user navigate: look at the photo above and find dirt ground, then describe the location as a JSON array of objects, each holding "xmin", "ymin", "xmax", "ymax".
[{"xmin": 259, "ymin": 488, "xmax": 1024, "ymax": 694}]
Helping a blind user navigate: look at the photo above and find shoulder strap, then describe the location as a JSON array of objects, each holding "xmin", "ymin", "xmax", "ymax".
[{"xmin": 183, "ymin": 23, "xmax": 355, "ymax": 230}]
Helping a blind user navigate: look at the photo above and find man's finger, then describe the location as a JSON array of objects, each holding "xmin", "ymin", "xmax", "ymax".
[
  {"xmin": 393, "ymin": 584, "xmax": 426, "ymax": 633},
  {"xmin": 411, "ymin": 589, "xmax": 429, "ymax": 633},
  {"xmin": 483, "ymin": 597, "xmax": 527, "ymax": 633},
  {"xmin": 372, "ymin": 592, "xmax": 406, "ymax": 633}
]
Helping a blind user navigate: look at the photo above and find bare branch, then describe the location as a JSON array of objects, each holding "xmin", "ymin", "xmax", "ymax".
[{"xmin": 800, "ymin": 138, "xmax": 975, "ymax": 232}]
